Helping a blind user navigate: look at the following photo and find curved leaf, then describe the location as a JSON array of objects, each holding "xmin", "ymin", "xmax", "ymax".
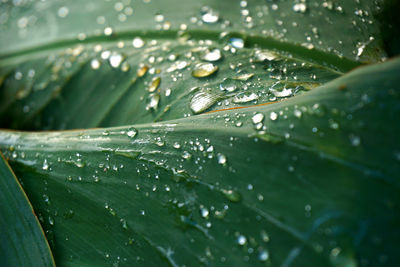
[
  {"xmin": 0, "ymin": 152, "xmax": 55, "ymax": 267},
  {"xmin": 0, "ymin": 0, "xmax": 391, "ymax": 130},
  {"xmin": 1, "ymin": 57, "xmax": 399, "ymax": 266}
]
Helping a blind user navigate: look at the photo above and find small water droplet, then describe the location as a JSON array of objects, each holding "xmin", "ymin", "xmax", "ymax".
[
  {"xmin": 137, "ymin": 65, "xmax": 149, "ymax": 77},
  {"xmin": 269, "ymin": 112, "xmax": 278, "ymax": 121},
  {"xmin": 57, "ymin": 6, "xmax": 69, "ymax": 18},
  {"xmin": 192, "ymin": 63, "xmax": 218, "ymax": 78},
  {"xmin": 258, "ymin": 250, "xmax": 269, "ymax": 261},
  {"xmin": 233, "ymin": 73, "xmax": 254, "ymax": 81},
  {"xmin": 294, "ymin": 109, "xmax": 302, "ymax": 118},
  {"xmin": 146, "ymin": 93, "xmax": 160, "ymax": 110},
  {"xmin": 42, "ymin": 159, "xmax": 49, "ymax": 170},
  {"xmin": 109, "ymin": 53, "xmax": 124, "ymax": 68},
  {"xmin": 229, "ymin": 38, "xmax": 244, "ymax": 49},
  {"xmin": 200, "ymin": 207, "xmax": 209, "ymax": 218},
  {"xmin": 202, "ymin": 9, "xmax": 219, "ymax": 24},
  {"xmin": 217, "ymin": 153, "xmax": 227, "ymax": 165},
  {"xmin": 104, "ymin": 27, "xmax": 113, "ymax": 36},
  {"xmin": 293, "ymin": 3, "xmax": 307, "ymax": 13},
  {"xmin": 48, "ymin": 216, "xmax": 54, "ymax": 226},
  {"xmin": 254, "ymin": 49, "xmax": 279, "ymax": 61},
  {"xmin": 182, "ymin": 151, "xmax": 192, "ymax": 160},
  {"xmin": 127, "ymin": 127, "xmax": 137, "ymax": 138},
  {"xmin": 132, "ymin": 37, "xmax": 145, "ymax": 48},
  {"xmin": 148, "ymin": 77, "xmax": 161, "ymax": 92},
  {"xmin": 271, "ymin": 88, "xmax": 293, "ymax": 98},
  {"xmin": 252, "ymin": 113, "xmax": 264, "ymax": 124},
  {"xmin": 91, "ymin": 59, "xmax": 101, "ymax": 70},
  {"xmin": 222, "ymin": 189, "xmax": 241, "ymax": 202},
  {"xmin": 201, "ymin": 48, "xmax": 222, "ymax": 62},
  {"xmin": 349, "ymin": 134, "xmax": 361, "ymax": 146},
  {"xmin": 237, "ymin": 235, "xmax": 247, "ymax": 245},
  {"xmin": 233, "ymin": 92, "xmax": 259, "ymax": 103}
]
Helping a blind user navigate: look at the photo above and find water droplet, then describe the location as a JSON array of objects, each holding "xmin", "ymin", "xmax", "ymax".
[
  {"xmin": 229, "ymin": 38, "xmax": 244, "ymax": 49},
  {"xmin": 269, "ymin": 112, "xmax": 278, "ymax": 121},
  {"xmin": 132, "ymin": 37, "xmax": 145, "ymax": 48},
  {"xmin": 109, "ymin": 53, "xmax": 124, "ymax": 68},
  {"xmin": 329, "ymin": 119, "xmax": 339, "ymax": 130},
  {"xmin": 349, "ymin": 134, "xmax": 361, "ymax": 146},
  {"xmin": 192, "ymin": 63, "xmax": 218, "ymax": 78},
  {"xmin": 137, "ymin": 65, "xmax": 149, "ymax": 77},
  {"xmin": 237, "ymin": 235, "xmax": 247, "ymax": 245},
  {"xmin": 200, "ymin": 207, "xmax": 209, "ymax": 218},
  {"xmin": 293, "ymin": 3, "xmax": 307, "ymax": 13},
  {"xmin": 127, "ymin": 127, "xmax": 137, "ymax": 138},
  {"xmin": 154, "ymin": 13, "xmax": 164, "ymax": 22},
  {"xmin": 120, "ymin": 219, "xmax": 128, "ymax": 230},
  {"xmin": 167, "ymin": 60, "xmax": 188, "ymax": 72},
  {"xmin": 201, "ymin": 48, "xmax": 222, "ymax": 62},
  {"xmin": 233, "ymin": 73, "xmax": 254, "ymax": 81},
  {"xmin": 270, "ymin": 88, "xmax": 293, "ymax": 98},
  {"xmin": 233, "ymin": 92, "xmax": 259, "ymax": 103},
  {"xmin": 182, "ymin": 151, "xmax": 192, "ymax": 160},
  {"xmin": 104, "ymin": 27, "xmax": 113, "ymax": 36},
  {"xmin": 252, "ymin": 113, "xmax": 264, "ymax": 124},
  {"xmin": 57, "ymin": 7, "xmax": 69, "ymax": 18},
  {"xmin": 258, "ymin": 250, "xmax": 269, "ymax": 261},
  {"xmin": 217, "ymin": 153, "xmax": 227, "ymax": 165},
  {"xmin": 294, "ymin": 109, "xmax": 302, "ymax": 118},
  {"xmin": 148, "ymin": 77, "xmax": 161, "ymax": 92},
  {"xmin": 190, "ymin": 90, "xmax": 220, "ymax": 114},
  {"xmin": 48, "ymin": 216, "xmax": 54, "ymax": 226},
  {"xmin": 254, "ymin": 49, "xmax": 279, "ymax": 61},
  {"xmin": 202, "ymin": 10, "xmax": 219, "ymax": 24},
  {"xmin": 91, "ymin": 59, "xmax": 101, "ymax": 70},
  {"xmin": 222, "ymin": 189, "xmax": 241, "ymax": 202},
  {"xmin": 146, "ymin": 93, "xmax": 160, "ymax": 110},
  {"xmin": 42, "ymin": 159, "xmax": 49, "ymax": 170},
  {"xmin": 219, "ymin": 78, "xmax": 238, "ymax": 92}
]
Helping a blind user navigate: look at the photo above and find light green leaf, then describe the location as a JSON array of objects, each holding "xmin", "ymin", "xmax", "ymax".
[{"xmin": 0, "ymin": 152, "xmax": 55, "ymax": 267}]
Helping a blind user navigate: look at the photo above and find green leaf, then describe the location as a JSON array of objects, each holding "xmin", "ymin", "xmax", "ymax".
[
  {"xmin": 1, "ymin": 57, "xmax": 399, "ymax": 266},
  {"xmin": 0, "ymin": 0, "xmax": 390, "ymax": 130},
  {"xmin": 1, "ymin": 0, "xmax": 399, "ymax": 266},
  {"xmin": 0, "ymin": 152, "xmax": 55, "ymax": 267}
]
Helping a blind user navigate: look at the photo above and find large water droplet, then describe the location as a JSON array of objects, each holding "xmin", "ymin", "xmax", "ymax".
[
  {"xmin": 192, "ymin": 63, "xmax": 218, "ymax": 78},
  {"xmin": 190, "ymin": 90, "xmax": 220, "ymax": 114}
]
